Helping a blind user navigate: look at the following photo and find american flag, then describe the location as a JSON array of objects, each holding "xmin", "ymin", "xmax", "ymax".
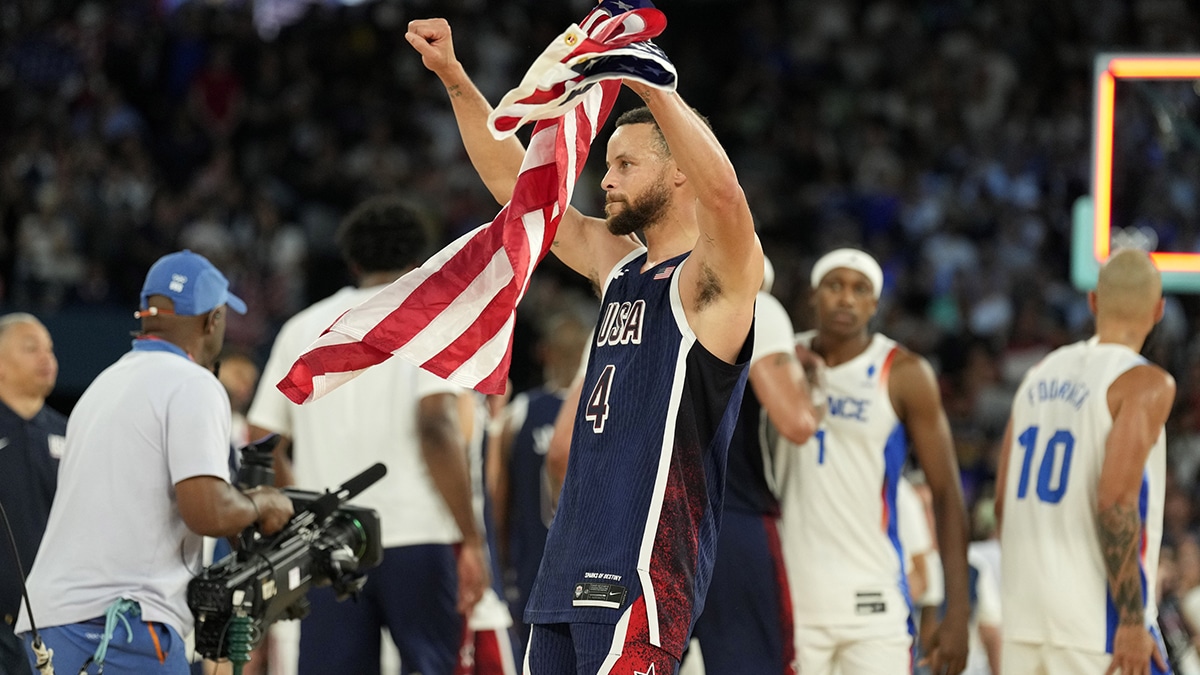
[
  {"xmin": 277, "ymin": 0, "xmax": 675, "ymax": 403},
  {"xmin": 489, "ymin": 2, "xmax": 675, "ymax": 137}
]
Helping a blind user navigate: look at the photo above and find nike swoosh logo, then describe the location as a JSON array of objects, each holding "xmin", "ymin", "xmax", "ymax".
[{"xmin": 0, "ymin": 438, "xmax": 9, "ymax": 450}]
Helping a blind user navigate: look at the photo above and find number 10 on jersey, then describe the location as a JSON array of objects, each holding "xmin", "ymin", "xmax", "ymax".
[{"xmin": 1015, "ymin": 425, "xmax": 1075, "ymax": 504}]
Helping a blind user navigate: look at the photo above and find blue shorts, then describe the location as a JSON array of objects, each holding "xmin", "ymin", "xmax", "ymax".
[
  {"xmin": 298, "ymin": 543, "xmax": 462, "ymax": 675},
  {"xmin": 24, "ymin": 611, "xmax": 188, "ymax": 674},
  {"xmin": 690, "ymin": 510, "xmax": 794, "ymax": 674}
]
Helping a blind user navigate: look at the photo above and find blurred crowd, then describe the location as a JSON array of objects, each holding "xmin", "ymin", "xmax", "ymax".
[{"xmin": 6, "ymin": 0, "xmax": 1200, "ymax": 660}]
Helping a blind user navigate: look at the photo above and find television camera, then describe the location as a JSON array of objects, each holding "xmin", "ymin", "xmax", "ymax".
[{"xmin": 187, "ymin": 436, "xmax": 385, "ymax": 669}]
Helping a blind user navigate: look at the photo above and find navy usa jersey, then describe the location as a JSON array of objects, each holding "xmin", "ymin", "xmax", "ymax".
[{"xmin": 524, "ymin": 248, "xmax": 752, "ymax": 660}]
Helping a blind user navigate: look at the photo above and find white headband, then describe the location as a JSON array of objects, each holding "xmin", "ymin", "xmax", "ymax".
[{"xmin": 810, "ymin": 248, "xmax": 884, "ymax": 299}]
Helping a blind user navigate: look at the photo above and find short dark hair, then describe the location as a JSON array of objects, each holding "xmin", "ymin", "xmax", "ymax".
[
  {"xmin": 614, "ymin": 105, "xmax": 712, "ymax": 158},
  {"xmin": 335, "ymin": 196, "xmax": 431, "ymax": 274},
  {"xmin": 614, "ymin": 106, "xmax": 668, "ymax": 156},
  {"xmin": 614, "ymin": 106, "xmax": 657, "ymax": 128}
]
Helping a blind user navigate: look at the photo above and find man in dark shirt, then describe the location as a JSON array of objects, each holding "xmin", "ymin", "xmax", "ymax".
[{"xmin": 0, "ymin": 313, "xmax": 67, "ymax": 675}]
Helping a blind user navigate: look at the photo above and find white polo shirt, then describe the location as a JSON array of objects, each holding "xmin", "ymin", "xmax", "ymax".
[
  {"xmin": 18, "ymin": 343, "xmax": 234, "ymax": 637},
  {"xmin": 249, "ymin": 286, "xmax": 462, "ymax": 549}
]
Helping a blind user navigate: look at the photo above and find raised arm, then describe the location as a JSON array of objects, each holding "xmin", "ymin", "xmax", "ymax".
[
  {"xmin": 405, "ymin": 19, "xmax": 524, "ymax": 204},
  {"xmin": 406, "ymin": 18, "xmax": 639, "ymax": 289},
  {"xmin": 890, "ymin": 351, "xmax": 969, "ymax": 675},
  {"xmin": 1099, "ymin": 365, "xmax": 1174, "ymax": 674},
  {"xmin": 636, "ymin": 87, "xmax": 762, "ymax": 362}
]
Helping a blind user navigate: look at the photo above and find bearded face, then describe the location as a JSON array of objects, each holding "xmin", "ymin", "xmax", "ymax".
[{"xmin": 605, "ymin": 176, "xmax": 671, "ymax": 236}]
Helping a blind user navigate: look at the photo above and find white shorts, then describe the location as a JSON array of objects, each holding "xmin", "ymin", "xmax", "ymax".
[
  {"xmin": 1001, "ymin": 640, "xmax": 1111, "ymax": 674},
  {"xmin": 795, "ymin": 622, "xmax": 913, "ymax": 675},
  {"xmin": 1002, "ymin": 634, "xmax": 1171, "ymax": 675}
]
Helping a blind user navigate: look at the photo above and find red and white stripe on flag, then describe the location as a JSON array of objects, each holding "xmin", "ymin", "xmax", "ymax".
[
  {"xmin": 276, "ymin": 82, "xmax": 619, "ymax": 403},
  {"xmin": 277, "ymin": 1, "xmax": 673, "ymax": 404}
]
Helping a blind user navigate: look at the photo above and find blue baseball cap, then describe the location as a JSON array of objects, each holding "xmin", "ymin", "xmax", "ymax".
[{"xmin": 139, "ymin": 250, "xmax": 247, "ymax": 316}]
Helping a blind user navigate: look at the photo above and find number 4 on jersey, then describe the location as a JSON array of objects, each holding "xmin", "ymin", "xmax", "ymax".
[{"xmin": 585, "ymin": 365, "xmax": 616, "ymax": 433}]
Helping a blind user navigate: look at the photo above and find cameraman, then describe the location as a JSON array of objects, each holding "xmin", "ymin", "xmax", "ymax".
[
  {"xmin": 16, "ymin": 250, "xmax": 294, "ymax": 674},
  {"xmin": 248, "ymin": 197, "xmax": 486, "ymax": 675}
]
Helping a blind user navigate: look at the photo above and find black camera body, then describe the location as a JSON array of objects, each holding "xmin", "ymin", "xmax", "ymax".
[{"xmin": 187, "ymin": 437, "xmax": 385, "ymax": 661}]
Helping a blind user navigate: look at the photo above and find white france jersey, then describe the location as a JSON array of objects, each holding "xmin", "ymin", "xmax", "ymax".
[
  {"xmin": 1000, "ymin": 338, "xmax": 1165, "ymax": 652},
  {"xmin": 778, "ymin": 332, "xmax": 911, "ymax": 626}
]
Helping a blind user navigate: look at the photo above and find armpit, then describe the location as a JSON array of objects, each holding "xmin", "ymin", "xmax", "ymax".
[{"xmin": 694, "ymin": 261, "xmax": 722, "ymax": 310}]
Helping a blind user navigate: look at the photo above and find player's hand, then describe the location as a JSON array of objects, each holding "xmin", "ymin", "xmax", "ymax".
[
  {"xmin": 405, "ymin": 18, "xmax": 461, "ymax": 79},
  {"xmin": 1106, "ymin": 625, "xmax": 1167, "ymax": 675},
  {"xmin": 245, "ymin": 487, "xmax": 295, "ymax": 535},
  {"xmin": 456, "ymin": 539, "xmax": 489, "ymax": 615},
  {"xmin": 487, "ymin": 382, "xmax": 511, "ymax": 419},
  {"xmin": 794, "ymin": 343, "xmax": 827, "ymax": 418},
  {"xmin": 621, "ymin": 79, "xmax": 662, "ymax": 103},
  {"xmin": 793, "ymin": 343, "xmax": 826, "ymax": 383},
  {"xmin": 919, "ymin": 614, "xmax": 968, "ymax": 675}
]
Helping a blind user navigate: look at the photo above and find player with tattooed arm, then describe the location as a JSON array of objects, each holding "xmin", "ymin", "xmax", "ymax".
[{"xmin": 997, "ymin": 248, "xmax": 1174, "ymax": 674}]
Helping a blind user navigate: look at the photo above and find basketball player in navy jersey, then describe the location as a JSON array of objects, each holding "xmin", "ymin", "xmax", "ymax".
[
  {"xmin": 407, "ymin": 15, "xmax": 762, "ymax": 675},
  {"xmin": 548, "ymin": 263, "xmax": 823, "ymax": 675}
]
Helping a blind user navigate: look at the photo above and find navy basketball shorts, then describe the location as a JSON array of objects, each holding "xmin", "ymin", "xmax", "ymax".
[
  {"xmin": 298, "ymin": 543, "xmax": 462, "ymax": 675},
  {"xmin": 690, "ymin": 510, "xmax": 794, "ymax": 675},
  {"xmin": 523, "ymin": 617, "xmax": 680, "ymax": 675}
]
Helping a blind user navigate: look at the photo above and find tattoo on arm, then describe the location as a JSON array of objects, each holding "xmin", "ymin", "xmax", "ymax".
[
  {"xmin": 448, "ymin": 84, "xmax": 463, "ymax": 99},
  {"xmin": 1098, "ymin": 502, "xmax": 1145, "ymax": 625}
]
